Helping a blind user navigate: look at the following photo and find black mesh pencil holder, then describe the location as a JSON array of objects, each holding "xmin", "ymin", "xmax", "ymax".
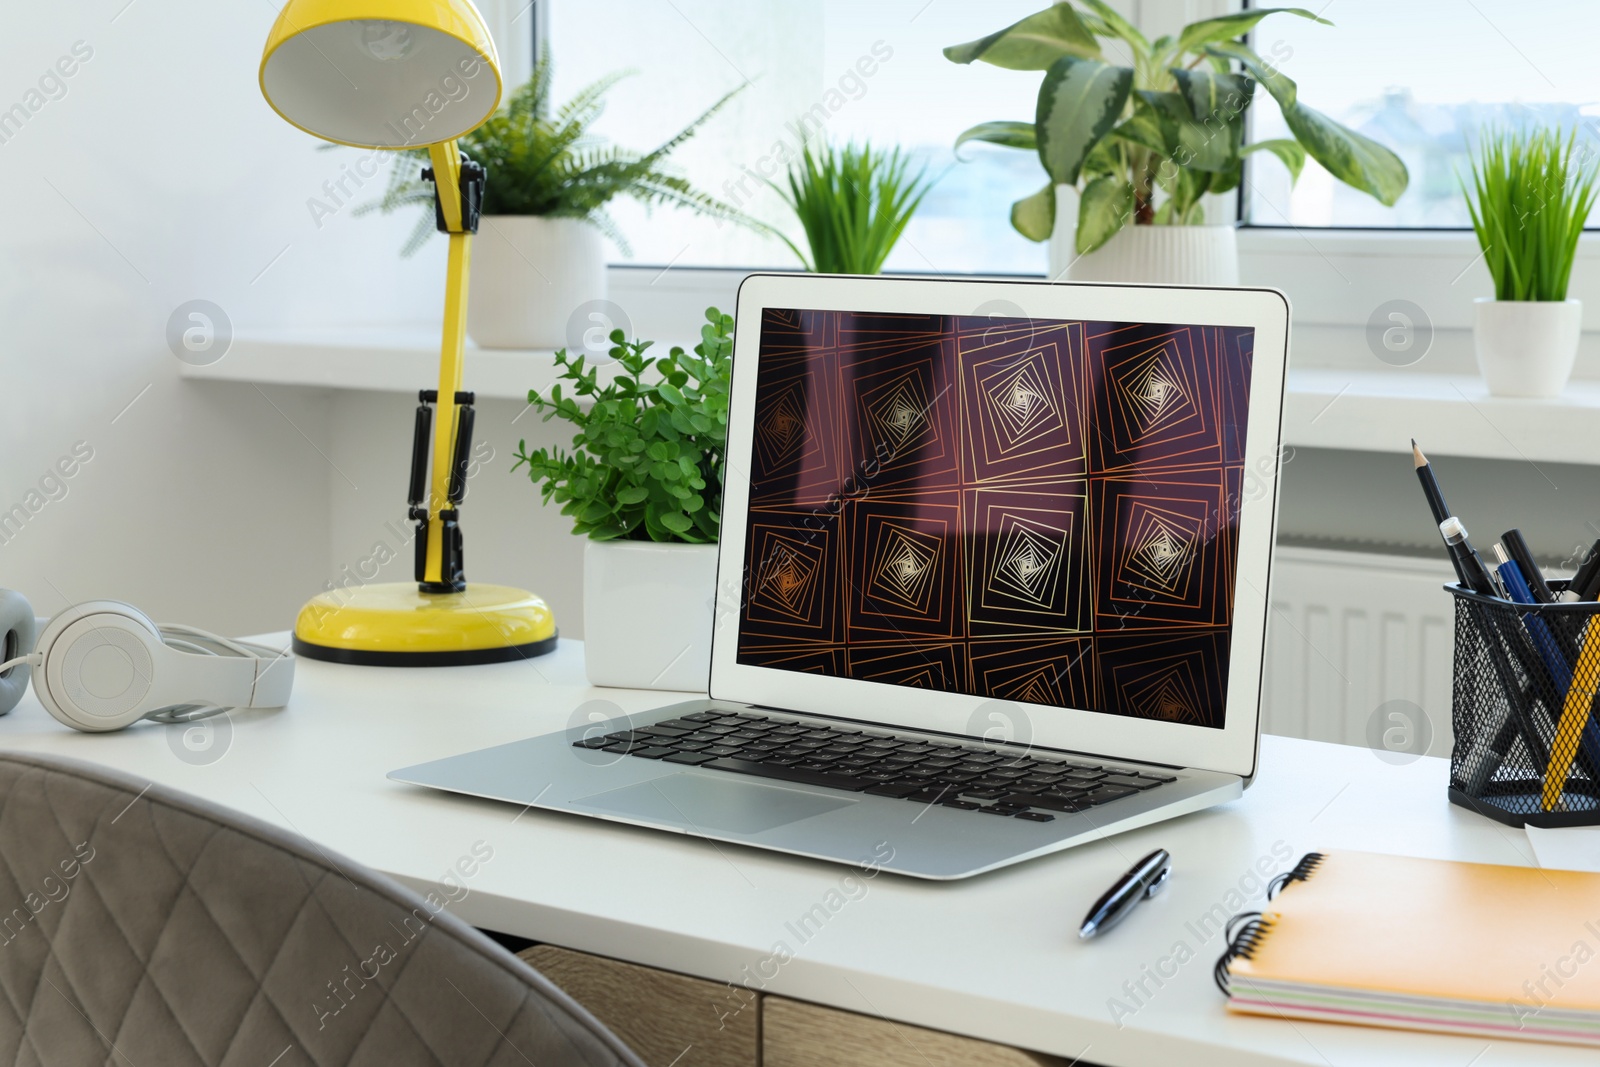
[{"xmin": 1448, "ymin": 581, "xmax": 1600, "ymax": 826}]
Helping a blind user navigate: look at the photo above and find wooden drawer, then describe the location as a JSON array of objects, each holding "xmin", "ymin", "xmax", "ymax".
[
  {"xmin": 763, "ymin": 995, "xmax": 1068, "ymax": 1067},
  {"xmin": 520, "ymin": 944, "xmax": 1074, "ymax": 1067},
  {"xmin": 519, "ymin": 944, "xmax": 757, "ymax": 1067}
]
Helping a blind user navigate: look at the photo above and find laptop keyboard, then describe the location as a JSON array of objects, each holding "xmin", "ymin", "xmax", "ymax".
[{"xmin": 572, "ymin": 710, "xmax": 1176, "ymax": 822}]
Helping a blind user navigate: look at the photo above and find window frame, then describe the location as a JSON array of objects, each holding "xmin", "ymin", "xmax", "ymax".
[
  {"xmin": 1235, "ymin": 0, "xmax": 1600, "ymax": 236},
  {"xmin": 523, "ymin": 0, "xmax": 1598, "ymax": 342}
]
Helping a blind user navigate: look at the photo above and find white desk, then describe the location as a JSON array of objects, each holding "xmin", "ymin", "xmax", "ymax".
[{"xmin": 0, "ymin": 638, "xmax": 1578, "ymax": 1067}]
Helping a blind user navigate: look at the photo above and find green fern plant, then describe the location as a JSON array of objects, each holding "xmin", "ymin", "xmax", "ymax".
[
  {"xmin": 768, "ymin": 142, "xmax": 937, "ymax": 274},
  {"xmin": 512, "ymin": 308, "xmax": 732, "ymax": 543},
  {"xmin": 365, "ymin": 50, "xmax": 752, "ymax": 255}
]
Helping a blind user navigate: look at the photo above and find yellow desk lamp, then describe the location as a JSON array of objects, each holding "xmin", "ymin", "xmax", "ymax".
[{"xmin": 260, "ymin": 1, "xmax": 556, "ymax": 665}]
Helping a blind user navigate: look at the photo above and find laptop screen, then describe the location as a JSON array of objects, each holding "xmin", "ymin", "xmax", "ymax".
[{"xmin": 735, "ymin": 308, "xmax": 1256, "ymax": 730}]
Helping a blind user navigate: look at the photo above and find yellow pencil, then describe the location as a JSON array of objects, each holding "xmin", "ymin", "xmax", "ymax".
[{"xmin": 1544, "ymin": 617, "xmax": 1600, "ymax": 810}]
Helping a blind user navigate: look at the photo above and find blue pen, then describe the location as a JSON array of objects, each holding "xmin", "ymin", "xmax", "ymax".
[{"xmin": 1492, "ymin": 545, "xmax": 1600, "ymax": 775}]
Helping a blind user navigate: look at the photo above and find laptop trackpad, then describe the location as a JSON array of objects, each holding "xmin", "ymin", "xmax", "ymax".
[{"xmin": 575, "ymin": 772, "xmax": 854, "ymax": 834}]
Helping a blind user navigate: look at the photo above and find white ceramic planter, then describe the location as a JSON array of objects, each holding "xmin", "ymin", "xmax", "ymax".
[
  {"xmin": 1473, "ymin": 298, "xmax": 1582, "ymax": 399},
  {"xmin": 1047, "ymin": 184, "xmax": 1239, "ymax": 286},
  {"xmin": 583, "ymin": 540, "xmax": 718, "ymax": 692},
  {"xmin": 468, "ymin": 216, "xmax": 607, "ymax": 350}
]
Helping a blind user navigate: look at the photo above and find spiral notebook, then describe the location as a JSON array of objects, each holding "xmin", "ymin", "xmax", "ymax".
[{"xmin": 1215, "ymin": 850, "xmax": 1600, "ymax": 1047}]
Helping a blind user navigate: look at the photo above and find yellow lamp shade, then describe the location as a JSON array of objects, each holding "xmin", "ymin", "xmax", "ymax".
[{"xmin": 260, "ymin": 0, "xmax": 502, "ymax": 149}]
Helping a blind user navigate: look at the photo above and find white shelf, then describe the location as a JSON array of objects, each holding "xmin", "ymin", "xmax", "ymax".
[
  {"xmin": 1283, "ymin": 368, "xmax": 1600, "ymax": 465},
  {"xmin": 185, "ymin": 332, "xmax": 1600, "ymax": 465},
  {"xmin": 180, "ymin": 328, "xmax": 606, "ymax": 402}
]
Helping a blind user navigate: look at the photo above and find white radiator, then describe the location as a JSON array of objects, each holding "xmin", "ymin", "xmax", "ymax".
[{"xmin": 1262, "ymin": 547, "xmax": 1457, "ymax": 757}]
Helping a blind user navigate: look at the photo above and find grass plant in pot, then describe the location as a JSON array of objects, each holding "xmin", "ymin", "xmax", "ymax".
[
  {"xmin": 767, "ymin": 141, "xmax": 937, "ymax": 273},
  {"xmin": 514, "ymin": 308, "xmax": 731, "ymax": 691},
  {"xmin": 943, "ymin": 2, "xmax": 1409, "ymax": 283},
  {"xmin": 368, "ymin": 53, "xmax": 746, "ymax": 350},
  {"xmin": 1462, "ymin": 127, "xmax": 1598, "ymax": 398}
]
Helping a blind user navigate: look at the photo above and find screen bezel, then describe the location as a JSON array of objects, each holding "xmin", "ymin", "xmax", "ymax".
[{"xmin": 709, "ymin": 274, "xmax": 1289, "ymax": 779}]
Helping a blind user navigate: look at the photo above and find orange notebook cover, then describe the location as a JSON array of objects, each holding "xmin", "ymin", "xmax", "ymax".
[{"xmin": 1220, "ymin": 850, "xmax": 1600, "ymax": 1047}]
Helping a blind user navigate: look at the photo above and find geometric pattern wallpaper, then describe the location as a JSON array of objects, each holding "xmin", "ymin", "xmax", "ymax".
[{"xmin": 738, "ymin": 308, "xmax": 1255, "ymax": 729}]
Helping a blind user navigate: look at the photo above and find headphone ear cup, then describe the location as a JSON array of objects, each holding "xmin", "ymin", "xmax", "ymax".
[
  {"xmin": 0, "ymin": 589, "xmax": 36, "ymax": 717},
  {"xmin": 35, "ymin": 602, "xmax": 164, "ymax": 732}
]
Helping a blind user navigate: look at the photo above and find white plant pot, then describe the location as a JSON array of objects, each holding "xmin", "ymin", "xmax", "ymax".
[
  {"xmin": 1047, "ymin": 184, "xmax": 1239, "ymax": 286},
  {"xmin": 468, "ymin": 216, "xmax": 607, "ymax": 350},
  {"xmin": 583, "ymin": 540, "xmax": 718, "ymax": 692},
  {"xmin": 1473, "ymin": 298, "xmax": 1582, "ymax": 398}
]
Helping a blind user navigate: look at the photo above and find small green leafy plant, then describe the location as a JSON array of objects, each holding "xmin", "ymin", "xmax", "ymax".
[
  {"xmin": 368, "ymin": 50, "xmax": 749, "ymax": 255},
  {"xmin": 1462, "ymin": 127, "xmax": 1599, "ymax": 302},
  {"xmin": 768, "ymin": 141, "xmax": 937, "ymax": 274},
  {"xmin": 513, "ymin": 308, "xmax": 732, "ymax": 543},
  {"xmin": 944, "ymin": 2, "xmax": 1410, "ymax": 253}
]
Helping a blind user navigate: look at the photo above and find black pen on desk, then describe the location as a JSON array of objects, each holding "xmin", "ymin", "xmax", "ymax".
[
  {"xmin": 1413, "ymin": 440, "xmax": 1471, "ymax": 586},
  {"xmin": 1079, "ymin": 849, "xmax": 1170, "ymax": 939}
]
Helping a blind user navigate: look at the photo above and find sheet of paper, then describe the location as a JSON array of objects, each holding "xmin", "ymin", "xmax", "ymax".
[{"xmin": 1525, "ymin": 823, "xmax": 1600, "ymax": 873}]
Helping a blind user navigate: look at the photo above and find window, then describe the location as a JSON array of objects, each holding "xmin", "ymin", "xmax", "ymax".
[
  {"xmin": 1244, "ymin": 0, "xmax": 1600, "ymax": 228},
  {"xmin": 546, "ymin": 0, "xmax": 1053, "ymax": 273}
]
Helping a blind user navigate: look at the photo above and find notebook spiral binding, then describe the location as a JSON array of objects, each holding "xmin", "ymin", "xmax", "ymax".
[
  {"xmin": 1213, "ymin": 912, "xmax": 1272, "ymax": 993},
  {"xmin": 1266, "ymin": 851, "xmax": 1325, "ymax": 899},
  {"xmin": 1215, "ymin": 851, "xmax": 1326, "ymax": 994}
]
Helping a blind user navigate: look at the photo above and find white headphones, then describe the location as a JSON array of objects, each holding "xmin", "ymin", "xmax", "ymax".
[{"xmin": 0, "ymin": 598, "xmax": 294, "ymax": 733}]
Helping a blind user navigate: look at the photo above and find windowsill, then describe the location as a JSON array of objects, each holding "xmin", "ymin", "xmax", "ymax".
[
  {"xmin": 1284, "ymin": 367, "xmax": 1600, "ymax": 465},
  {"xmin": 186, "ymin": 330, "xmax": 1600, "ymax": 466}
]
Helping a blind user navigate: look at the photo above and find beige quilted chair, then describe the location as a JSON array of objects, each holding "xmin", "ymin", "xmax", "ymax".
[{"xmin": 0, "ymin": 751, "xmax": 646, "ymax": 1067}]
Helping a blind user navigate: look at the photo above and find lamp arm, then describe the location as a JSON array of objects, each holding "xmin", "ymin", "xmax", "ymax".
[{"xmin": 409, "ymin": 140, "xmax": 486, "ymax": 593}]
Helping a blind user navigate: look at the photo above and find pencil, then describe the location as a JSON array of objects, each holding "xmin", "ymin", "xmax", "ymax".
[
  {"xmin": 1414, "ymin": 440, "xmax": 1468, "ymax": 587},
  {"xmin": 1544, "ymin": 620, "xmax": 1600, "ymax": 810},
  {"xmin": 1412, "ymin": 440, "xmax": 1451, "ymax": 524}
]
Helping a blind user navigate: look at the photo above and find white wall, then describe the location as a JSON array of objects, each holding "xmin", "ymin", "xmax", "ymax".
[
  {"xmin": 0, "ymin": 0, "xmax": 693, "ymax": 643},
  {"xmin": 0, "ymin": 2, "xmax": 453, "ymax": 634}
]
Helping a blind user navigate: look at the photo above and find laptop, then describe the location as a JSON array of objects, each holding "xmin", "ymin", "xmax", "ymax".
[{"xmin": 392, "ymin": 274, "xmax": 1290, "ymax": 879}]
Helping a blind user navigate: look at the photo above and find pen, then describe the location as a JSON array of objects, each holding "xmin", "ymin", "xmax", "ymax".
[
  {"xmin": 1502, "ymin": 529, "xmax": 1555, "ymax": 604},
  {"xmin": 1523, "ymin": 541, "xmax": 1600, "ymax": 808},
  {"xmin": 1468, "ymin": 603, "xmax": 1553, "ymax": 778},
  {"xmin": 1502, "ymin": 526, "xmax": 1593, "ymax": 673},
  {"xmin": 1493, "ymin": 543, "xmax": 1568, "ymax": 687},
  {"xmin": 1079, "ymin": 848, "xmax": 1170, "ymax": 939},
  {"xmin": 1413, "ymin": 441, "xmax": 1469, "ymax": 587},
  {"xmin": 1559, "ymin": 538, "xmax": 1600, "ymax": 603},
  {"xmin": 1453, "ymin": 544, "xmax": 1552, "ymax": 781},
  {"xmin": 1491, "ymin": 545, "xmax": 1600, "ymax": 786},
  {"xmin": 1441, "ymin": 519, "xmax": 1495, "ymax": 597}
]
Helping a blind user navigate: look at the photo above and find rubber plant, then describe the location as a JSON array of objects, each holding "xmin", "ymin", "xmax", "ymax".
[{"xmin": 944, "ymin": 2, "xmax": 1410, "ymax": 253}]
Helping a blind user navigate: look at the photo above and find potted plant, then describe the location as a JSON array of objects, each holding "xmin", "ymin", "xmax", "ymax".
[
  {"xmin": 1462, "ymin": 127, "xmax": 1597, "ymax": 398},
  {"xmin": 767, "ymin": 141, "xmax": 937, "ymax": 274},
  {"xmin": 514, "ymin": 308, "xmax": 731, "ymax": 690},
  {"xmin": 368, "ymin": 53, "xmax": 747, "ymax": 350},
  {"xmin": 944, "ymin": 2, "xmax": 1409, "ymax": 284}
]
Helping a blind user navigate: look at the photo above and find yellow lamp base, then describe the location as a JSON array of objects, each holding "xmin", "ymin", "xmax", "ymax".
[{"xmin": 292, "ymin": 582, "xmax": 557, "ymax": 667}]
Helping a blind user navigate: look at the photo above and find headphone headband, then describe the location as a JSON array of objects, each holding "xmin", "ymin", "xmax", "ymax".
[{"xmin": 0, "ymin": 589, "xmax": 37, "ymax": 718}]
